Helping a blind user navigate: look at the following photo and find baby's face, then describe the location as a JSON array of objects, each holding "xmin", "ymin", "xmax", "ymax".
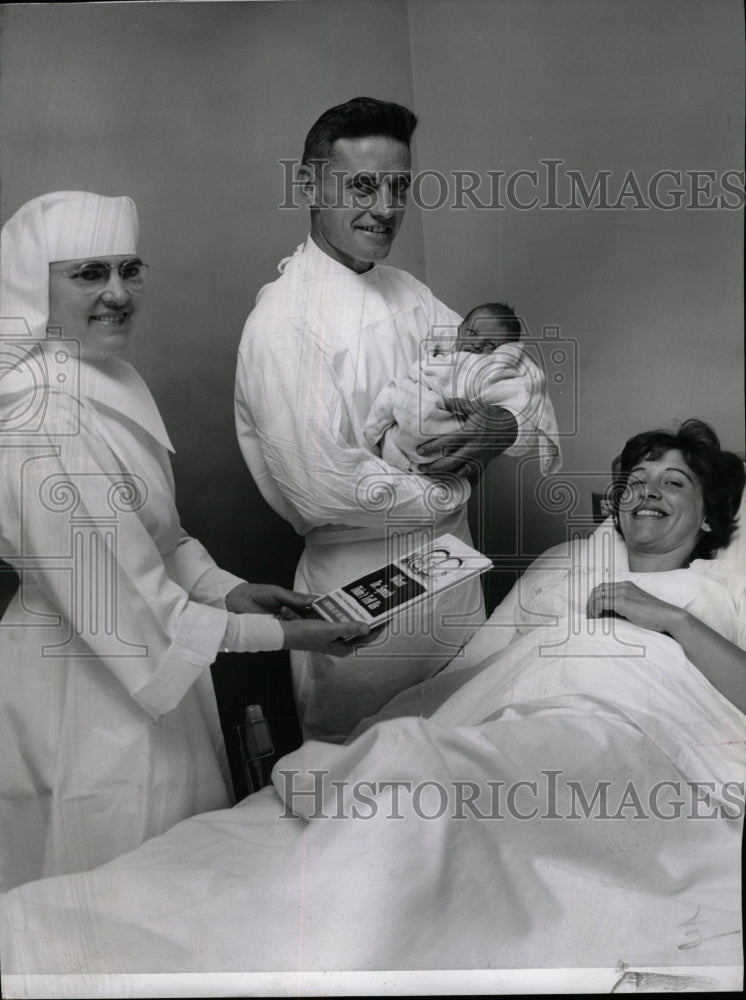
[{"xmin": 455, "ymin": 310, "xmax": 511, "ymax": 355}]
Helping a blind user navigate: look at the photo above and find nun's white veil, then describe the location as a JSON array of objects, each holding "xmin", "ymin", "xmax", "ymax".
[
  {"xmin": 0, "ymin": 191, "xmax": 138, "ymax": 339},
  {"xmin": 0, "ymin": 191, "xmax": 171, "ymax": 450}
]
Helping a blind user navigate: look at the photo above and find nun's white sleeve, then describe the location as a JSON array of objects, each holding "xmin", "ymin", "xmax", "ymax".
[
  {"xmin": 235, "ymin": 319, "xmax": 470, "ymax": 533},
  {"xmin": 160, "ymin": 533, "xmax": 284, "ymax": 651},
  {"xmin": 161, "ymin": 532, "xmax": 245, "ymax": 608},
  {"xmin": 0, "ymin": 396, "xmax": 281, "ymax": 723}
]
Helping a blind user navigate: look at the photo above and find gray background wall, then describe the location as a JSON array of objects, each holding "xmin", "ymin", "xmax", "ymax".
[
  {"xmin": 406, "ymin": 0, "xmax": 744, "ymax": 572},
  {"xmin": 2, "ymin": 0, "xmax": 743, "ymax": 765}
]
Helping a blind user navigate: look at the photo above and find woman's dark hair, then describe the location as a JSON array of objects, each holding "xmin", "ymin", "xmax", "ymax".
[
  {"xmin": 611, "ymin": 419, "xmax": 745, "ymax": 561},
  {"xmin": 302, "ymin": 97, "xmax": 418, "ymax": 166}
]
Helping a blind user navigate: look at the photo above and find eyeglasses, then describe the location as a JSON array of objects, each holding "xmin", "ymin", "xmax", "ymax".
[{"xmin": 50, "ymin": 259, "xmax": 149, "ymax": 292}]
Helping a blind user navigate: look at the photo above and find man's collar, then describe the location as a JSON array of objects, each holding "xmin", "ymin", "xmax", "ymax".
[{"xmin": 305, "ymin": 233, "xmax": 377, "ymax": 276}]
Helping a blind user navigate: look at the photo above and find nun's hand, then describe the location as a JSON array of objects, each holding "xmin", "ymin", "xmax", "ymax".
[
  {"xmin": 225, "ymin": 582, "xmax": 316, "ymax": 615},
  {"xmin": 278, "ymin": 614, "xmax": 371, "ymax": 658}
]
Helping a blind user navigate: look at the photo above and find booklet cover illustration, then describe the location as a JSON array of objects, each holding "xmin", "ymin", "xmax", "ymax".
[{"xmin": 311, "ymin": 533, "xmax": 493, "ymax": 626}]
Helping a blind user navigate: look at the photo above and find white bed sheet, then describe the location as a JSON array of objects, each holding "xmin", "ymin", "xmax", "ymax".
[{"xmin": 1, "ymin": 531, "xmax": 744, "ymax": 995}]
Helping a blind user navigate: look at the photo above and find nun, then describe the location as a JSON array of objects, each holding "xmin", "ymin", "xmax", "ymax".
[{"xmin": 0, "ymin": 191, "xmax": 366, "ymax": 890}]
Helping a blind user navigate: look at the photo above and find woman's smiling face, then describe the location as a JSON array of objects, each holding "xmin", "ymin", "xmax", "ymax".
[
  {"xmin": 618, "ymin": 448, "xmax": 706, "ymax": 565},
  {"xmin": 47, "ymin": 255, "xmax": 142, "ymax": 361}
]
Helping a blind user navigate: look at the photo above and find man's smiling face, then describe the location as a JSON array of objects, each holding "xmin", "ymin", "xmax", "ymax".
[{"xmin": 306, "ymin": 135, "xmax": 411, "ymax": 273}]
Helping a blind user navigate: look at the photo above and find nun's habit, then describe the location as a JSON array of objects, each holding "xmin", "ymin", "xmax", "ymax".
[{"xmin": 0, "ymin": 192, "xmax": 281, "ymax": 890}]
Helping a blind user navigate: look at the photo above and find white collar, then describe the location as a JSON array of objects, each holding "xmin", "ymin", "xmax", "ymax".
[
  {"xmin": 0, "ymin": 344, "xmax": 173, "ymax": 452},
  {"xmin": 77, "ymin": 355, "xmax": 174, "ymax": 451},
  {"xmin": 283, "ymin": 234, "xmax": 380, "ymax": 281}
]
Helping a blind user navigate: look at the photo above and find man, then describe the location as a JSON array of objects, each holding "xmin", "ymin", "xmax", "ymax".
[{"xmin": 235, "ymin": 97, "xmax": 516, "ymax": 742}]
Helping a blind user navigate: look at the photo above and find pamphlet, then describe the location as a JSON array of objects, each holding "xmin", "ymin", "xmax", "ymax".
[{"xmin": 310, "ymin": 533, "xmax": 493, "ymax": 626}]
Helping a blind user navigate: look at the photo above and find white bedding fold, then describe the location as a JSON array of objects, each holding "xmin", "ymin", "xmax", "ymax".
[{"xmin": 1, "ymin": 581, "xmax": 742, "ymax": 980}]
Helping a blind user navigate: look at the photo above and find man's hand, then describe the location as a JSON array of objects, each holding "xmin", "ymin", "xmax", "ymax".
[
  {"xmin": 225, "ymin": 582, "xmax": 316, "ymax": 615},
  {"xmin": 417, "ymin": 407, "xmax": 518, "ymax": 478}
]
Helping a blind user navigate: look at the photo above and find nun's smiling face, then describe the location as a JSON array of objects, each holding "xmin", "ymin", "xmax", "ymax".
[{"xmin": 47, "ymin": 256, "xmax": 144, "ymax": 361}]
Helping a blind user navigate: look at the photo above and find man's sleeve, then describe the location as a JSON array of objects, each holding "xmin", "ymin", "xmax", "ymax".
[
  {"xmin": 424, "ymin": 287, "xmax": 463, "ymax": 342},
  {"xmin": 235, "ymin": 316, "xmax": 470, "ymax": 532}
]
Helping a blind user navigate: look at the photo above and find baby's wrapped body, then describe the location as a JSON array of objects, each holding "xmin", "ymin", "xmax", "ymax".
[{"xmin": 364, "ymin": 342, "xmax": 562, "ymax": 475}]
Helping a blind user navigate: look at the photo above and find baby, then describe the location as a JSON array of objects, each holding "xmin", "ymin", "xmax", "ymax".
[
  {"xmin": 364, "ymin": 301, "xmax": 562, "ymax": 475},
  {"xmin": 446, "ymin": 301, "xmax": 522, "ymax": 355}
]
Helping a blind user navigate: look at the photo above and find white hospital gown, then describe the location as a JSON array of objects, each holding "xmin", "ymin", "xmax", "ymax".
[
  {"xmin": 0, "ymin": 354, "xmax": 251, "ymax": 891},
  {"xmin": 235, "ymin": 237, "xmax": 485, "ymax": 742}
]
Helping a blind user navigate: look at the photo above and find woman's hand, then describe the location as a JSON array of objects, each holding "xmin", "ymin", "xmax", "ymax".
[
  {"xmin": 588, "ymin": 580, "xmax": 746, "ymax": 714},
  {"xmin": 225, "ymin": 582, "xmax": 316, "ymax": 615},
  {"xmin": 586, "ymin": 581, "xmax": 682, "ymax": 634}
]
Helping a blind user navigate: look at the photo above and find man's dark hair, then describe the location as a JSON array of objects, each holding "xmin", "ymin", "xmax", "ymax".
[
  {"xmin": 611, "ymin": 418, "xmax": 745, "ymax": 561},
  {"xmin": 302, "ymin": 97, "xmax": 417, "ymax": 166},
  {"xmin": 465, "ymin": 302, "xmax": 522, "ymax": 340}
]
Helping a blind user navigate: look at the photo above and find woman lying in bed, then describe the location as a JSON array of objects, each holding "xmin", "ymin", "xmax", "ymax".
[
  {"xmin": 1, "ymin": 419, "xmax": 744, "ymax": 984},
  {"xmin": 361, "ymin": 416, "xmax": 746, "ymax": 728},
  {"xmin": 591, "ymin": 419, "xmax": 744, "ymax": 707}
]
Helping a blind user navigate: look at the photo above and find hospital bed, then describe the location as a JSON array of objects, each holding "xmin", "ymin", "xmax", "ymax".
[{"xmin": 1, "ymin": 509, "xmax": 744, "ymax": 998}]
